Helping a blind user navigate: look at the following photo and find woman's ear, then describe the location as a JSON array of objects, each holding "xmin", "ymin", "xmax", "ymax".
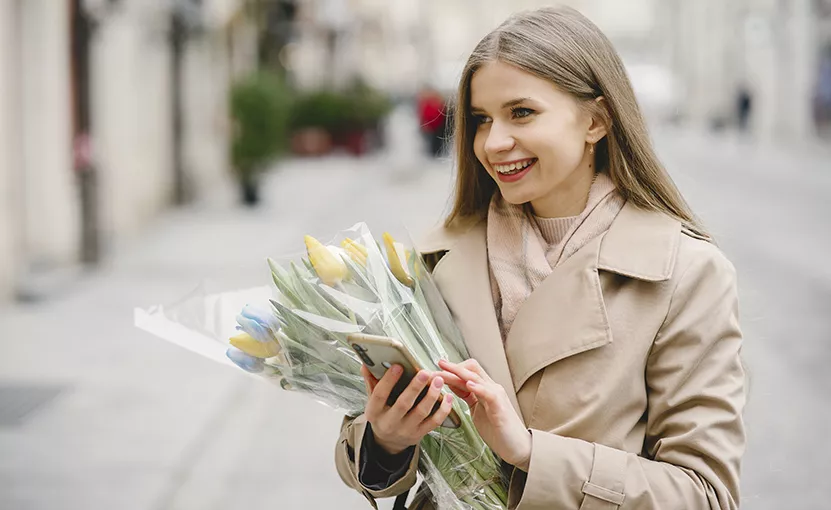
[{"xmin": 586, "ymin": 96, "xmax": 610, "ymax": 143}]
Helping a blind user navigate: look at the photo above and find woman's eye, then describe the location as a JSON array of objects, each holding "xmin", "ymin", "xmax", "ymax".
[
  {"xmin": 511, "ymin": 107, "xmax": 534, "ymax": 119},
  {"xmin": 473, "ymin": 114, "xmax": 492, "ymax": 126}
]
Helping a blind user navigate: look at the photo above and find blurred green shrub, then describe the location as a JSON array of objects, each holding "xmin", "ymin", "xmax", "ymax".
[
  {"xmin": 231, "ymin": 73, "xmax": 393, "ymax": 162},
  {"xmin": 289, "ymin": 80, "xmax": 393, "ymax": 136},
  {"xmin": 230, "ymin": 72, "xmax": 293, "ymax": 179},
  {"xmin": 289, "ymin": 90, "xmax": 349, "ymax": 134},
  {"xmin": 344, "ymin": 79, "xmax": 393, "ymax": 131}
]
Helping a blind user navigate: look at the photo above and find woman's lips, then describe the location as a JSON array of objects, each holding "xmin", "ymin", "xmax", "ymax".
[{"xmin": 495, "ymin": 159, "xmax": 536, "ymax": 183}]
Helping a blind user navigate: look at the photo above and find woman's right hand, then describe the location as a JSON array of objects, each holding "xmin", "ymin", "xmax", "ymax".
[{"xmin": 360, "ymin": 364, "xmax": 454, "ymax": 455}]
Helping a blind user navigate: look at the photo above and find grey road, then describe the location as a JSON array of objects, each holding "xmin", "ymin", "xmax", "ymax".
[{"xmin": 0, "ymin": 125, "xmax": 829, "ymax": 510}]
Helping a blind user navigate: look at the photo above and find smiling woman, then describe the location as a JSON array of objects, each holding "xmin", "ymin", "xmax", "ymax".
[
  {"xmin": 447, "ymin": 9, "xmax": 707, "ymax": 241},
  {"xmin": 335, "ymin": 6, "xmax": 745, "ymax": 510},
  {"xmin": 469, "ymin": 62, "xmax": 606, "ymax": 218}
]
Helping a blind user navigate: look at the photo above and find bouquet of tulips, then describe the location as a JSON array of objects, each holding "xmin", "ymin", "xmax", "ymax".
[{"xmin": 136, "ymin": 223, "xmax": 508, "ymax": 510}]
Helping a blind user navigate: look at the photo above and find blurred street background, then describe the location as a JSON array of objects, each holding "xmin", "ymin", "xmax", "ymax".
[{"xmin": 1, "ymin": 0, "xmax": 830, "ymax": 509}]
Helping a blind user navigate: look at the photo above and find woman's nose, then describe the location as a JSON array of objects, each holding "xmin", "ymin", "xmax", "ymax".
[{"xmin": 484, "ymin": 122, "xmax": 515, "ymax": 155}]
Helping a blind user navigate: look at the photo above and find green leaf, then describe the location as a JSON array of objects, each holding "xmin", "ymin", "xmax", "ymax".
[
  {"xmin": 289, "ymin": 263, "xmax": 350, "ymax": 322},
  {"xmin": 301, "ymin": 256, "xmax": 315, "ymax": 275},
  {"xmin": 341, "ymin": 254, "xmax": 376, "ymax": 295},
  {"xmin": 270, "ymin": 266, "xmax": 304, "ymax": 309}
]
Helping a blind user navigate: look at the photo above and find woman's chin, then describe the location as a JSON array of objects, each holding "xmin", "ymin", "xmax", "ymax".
[{"xmin": 498, "ymin": 189, "xmax": 536, "ymax": 206}]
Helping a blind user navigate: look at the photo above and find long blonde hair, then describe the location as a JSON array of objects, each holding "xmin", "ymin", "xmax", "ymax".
[{"xmin": 445, "ymin": 6, "xmax": 708, "ymax": 239}]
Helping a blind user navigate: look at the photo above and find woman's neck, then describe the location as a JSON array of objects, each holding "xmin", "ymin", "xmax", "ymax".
[{"xmin": 530, "ymin": 164, "xmax": 596, "ymax": 218}]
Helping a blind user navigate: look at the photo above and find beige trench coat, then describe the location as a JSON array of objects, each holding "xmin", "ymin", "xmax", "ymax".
[{"xmin": 335, "ymin": 202, "xmax": 746, "ymax": 509}]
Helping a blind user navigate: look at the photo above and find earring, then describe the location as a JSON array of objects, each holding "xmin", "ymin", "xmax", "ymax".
[{"xmin": 589, "ymin": 144, "xmax": 595, "ymax": 155}]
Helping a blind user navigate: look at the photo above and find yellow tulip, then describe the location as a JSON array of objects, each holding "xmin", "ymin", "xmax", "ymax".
[
  {"xmin": 344, "ymin": 237, "xmax": 367, "ymax": 257},
  {"xmin": 341, "ymin": 238, "xmax": 368, "ymax": 267},
  {"xmin": 305, "ymin": 235, "xmax": 348, "ymax": 286},
  {"xmin": 383, "ymin": 232, "xmax": 414, "ymax": 287},
  {"xmin": 229, "ymin": 332, "xmax": 282, "ymax": 359}
]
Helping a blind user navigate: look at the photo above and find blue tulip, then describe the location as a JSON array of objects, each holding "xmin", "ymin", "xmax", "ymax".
[
  {"xmin": 236, "ymin": 315, "xmax": 271, "ymax": 343},
  {"xmin": 236, "ymin": 304, "xmax": 280, "ymax": 344},
  {"xmin": 226, "ymin": 346, "xmax": 264, "ymax": 373},
  {"xmin": 242, "ymin": 304, "xmax": 281, "ymax": 329}
]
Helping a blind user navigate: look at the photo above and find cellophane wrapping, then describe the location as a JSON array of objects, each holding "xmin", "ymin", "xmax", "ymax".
[{"xmin": 135, "ymin": 222, "xmax": 508, "ymax": 509}]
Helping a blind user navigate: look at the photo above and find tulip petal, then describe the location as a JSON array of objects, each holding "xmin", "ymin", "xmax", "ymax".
[{"xmin": 225, "ymin": 346, "xmax": 265, "ymax": 373}]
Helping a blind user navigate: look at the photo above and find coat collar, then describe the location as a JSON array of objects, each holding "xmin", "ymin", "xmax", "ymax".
[
  {"xmin": 418, "ymin": 202, "xmax": 681, "ymax": 283},
  {"xmin": 596, "ymin": 201, "xmax": 681, "ymax": 282},
  {"xmin": 415, "ymin": 202, "xmax": 681, "ymax": 422}
]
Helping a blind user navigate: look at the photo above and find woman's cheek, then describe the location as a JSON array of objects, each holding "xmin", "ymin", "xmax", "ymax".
[{"xmin": 543, "ymin": 141, "xmax": 583, "ymax": 177}]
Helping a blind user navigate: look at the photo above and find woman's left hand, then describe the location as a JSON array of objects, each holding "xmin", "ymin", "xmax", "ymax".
[{"xmin": 437, "ymin": 359, "xmax": 532, "ymax": 470}]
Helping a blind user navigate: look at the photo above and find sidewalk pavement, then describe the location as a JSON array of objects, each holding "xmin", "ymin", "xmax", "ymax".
[{"xmin": 0, "ymin": 140, "xmax": 455, "ymax": 510}]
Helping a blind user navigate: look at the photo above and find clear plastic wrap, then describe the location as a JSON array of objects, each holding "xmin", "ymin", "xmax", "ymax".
[{"xmin": 135, "ymin": 223, "xmax": 508, "ymax": 509}]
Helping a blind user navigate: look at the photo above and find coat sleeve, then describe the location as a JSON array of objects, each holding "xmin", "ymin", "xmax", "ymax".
[
  {"xmin": 360, "ymin": 423, "xmax": 417, "ymax": 489},
  {"xmin": 508, "ymin": 243, "xmax": 746, "ymax": 510},
  {"xmin": 334, "ymin": 413, "xmax": 421, "ymax": 507}
]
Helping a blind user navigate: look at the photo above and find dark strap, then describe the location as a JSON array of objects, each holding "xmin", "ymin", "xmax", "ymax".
[{"xmin": 393, "ymin": 489, "xmax": 410, "ymax": 510}]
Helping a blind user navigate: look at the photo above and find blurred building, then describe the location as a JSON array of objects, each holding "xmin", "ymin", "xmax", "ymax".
[
  {"xmin": 0, "ymin": 0, "xmax": 258, "ymax": 302},
  {"xmin": 286, "ymin": 0, "xmax": 659, "ymax": 97},
  {"xmin": 5, "ymin": 0, "xmax": 825, "ymax": 302},
  {"xmin": 287, "ymin": 0, "xmax": 429, "ymax": 94},
  {"xmin": 662, "ymin": 0, "xmax": 831, "ymax": 141},
  {"xmin": 287, "ymin": 0, "xmax": 831, "ymax": 143}
]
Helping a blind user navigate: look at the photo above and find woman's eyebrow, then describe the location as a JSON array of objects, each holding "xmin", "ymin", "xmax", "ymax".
[
  {"xmin": 470, "ymin": 97, "xmax": 532, "ymax": 114},
  {"xmin": 501, "ymin": 97, "xmax": 531, "ymax": 108}
]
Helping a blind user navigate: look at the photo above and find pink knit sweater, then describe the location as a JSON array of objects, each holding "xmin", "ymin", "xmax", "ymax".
[{"xmin": 487, "ymin": 172, "xmax": 625, "ymax": 338}]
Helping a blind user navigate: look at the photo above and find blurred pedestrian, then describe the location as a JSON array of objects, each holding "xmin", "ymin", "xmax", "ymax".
[
  {"xmin": 336, "ymin": 7, "xmax": 745, "ymax": 510},
  {"xmin": 814, "ymin": 47, "xmax": 831, "ymax": 138},
  {"xmin": 737, "ymin": 85, "xmax": 753, "ymax": 133},
  {"xmin": 417, "ymin": 87, "xmax": 447, "ymax": 158}
]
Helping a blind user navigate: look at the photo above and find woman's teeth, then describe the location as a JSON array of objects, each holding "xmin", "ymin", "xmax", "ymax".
[{"xmin": 494, "ymin": 159, "xmax": 536, "ymax": 175}]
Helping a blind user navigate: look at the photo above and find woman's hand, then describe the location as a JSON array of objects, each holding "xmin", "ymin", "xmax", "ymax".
[
  {"xmin": 360, "ymin": 364, "xmax": 455, "ymax": 455},
  {"xmin": 436, "ymin": 359, "xmax": 532, "ymax": 470}
]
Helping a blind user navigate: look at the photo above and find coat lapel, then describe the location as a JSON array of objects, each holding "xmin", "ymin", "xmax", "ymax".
[
  {"xmin": 504, "ymin": 234, "xmax": 611, "ymax": 390},
  {"xmin": 418, "ymin": 220, "xmax": 525, "ymax": 422},
  {"xmin": 505, "ymin": 202, "xmax": 682, "ymax": 389}
]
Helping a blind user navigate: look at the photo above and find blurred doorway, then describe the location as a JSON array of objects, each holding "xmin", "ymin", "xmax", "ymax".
[
  {"xmin": 2, "ymin": 0, "xmax": 78, "ymax": 301},
  {"xmin": 0, "ymin": 0, "xmax": 25, "ymax": 300}
]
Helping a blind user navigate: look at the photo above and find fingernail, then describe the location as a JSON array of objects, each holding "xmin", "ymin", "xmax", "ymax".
[
  {"xmin": 445, "ymin": 394, "xmax": 453, "ymax": 403},
  {"xmin": 432, "ymin": 376, "xmax": 443, "ymax": 388},
  {"xmin": 391, "ymin": 365, "xmax": 402, "ymax": 375},
  {"xmin": 467, "ymin": 381, "xmax": 477, "ymax": 388},
  {"xmin": 417, "ymin": 371, "xmax": 429, "ymax": 382}
]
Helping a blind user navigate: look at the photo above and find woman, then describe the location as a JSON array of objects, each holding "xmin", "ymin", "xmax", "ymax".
[{"xmin": 335, "ymin": 7, "xmax": 745, "ymax": 509}]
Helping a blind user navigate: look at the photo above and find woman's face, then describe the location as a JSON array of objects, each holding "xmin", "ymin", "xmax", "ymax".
[{"xmin": 470, "ymin": 61, "xmax": 605, "ymax": 217}]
